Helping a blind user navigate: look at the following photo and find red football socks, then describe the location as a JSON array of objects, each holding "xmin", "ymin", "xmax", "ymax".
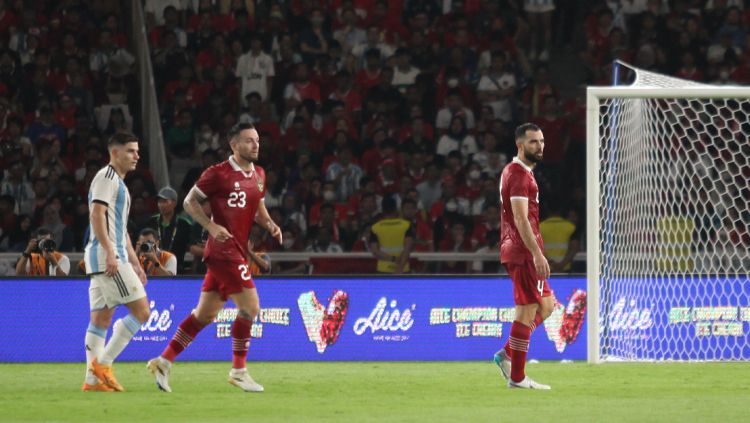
[
  {"xmin": 231, "ymin": 316, "xmax": 252, "ymax": 369},
  {"xmin": 503, "ymin": 312, "xmax": 544, "ymax": 359},
  {"xmin": 162, "ymin": 314, "xmax": 206, "ymax": 362},
  {"xmin": 530, "ymin": 312, "xmax": 544, "ymax": 332},
  {"xmin": 508, "ymin": 320, "xmax": 533, "ymax": 383}
]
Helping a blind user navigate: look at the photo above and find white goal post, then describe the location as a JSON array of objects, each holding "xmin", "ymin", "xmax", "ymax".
[{"xmin": 586, "ymin": 62, "xmax": 750, "ymax": 363}]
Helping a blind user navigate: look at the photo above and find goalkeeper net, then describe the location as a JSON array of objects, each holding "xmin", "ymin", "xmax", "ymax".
[{"xmin": 587, "ymin": 61, "xmax": 750, "ymax": 362}]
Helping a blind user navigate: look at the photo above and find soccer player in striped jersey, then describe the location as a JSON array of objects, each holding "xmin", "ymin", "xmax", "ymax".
[
  {"xmin": 494, "ymin": 123, "xmax": 554, "ymax": 389},
  {"xmin": 82, "ymin": 132, "xmax": 151, "ymax": 392}
]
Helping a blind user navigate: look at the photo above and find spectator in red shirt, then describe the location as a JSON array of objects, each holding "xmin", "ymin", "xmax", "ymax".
[
  {"xmin": 284, "ymin": 63, "xmax": 321, "ymax": 111},
  {"xmin": 164, "ymin": 64, "xmax": 209, "ymax": 107},
  {"xmin": 471, "ymin": 203, "xmax": 499, "ymax": 248},
  {"xmin": 375, "ymin": 158, "xmax": 400, "ymax": 195},
  {"xmin": 54, "ymin": 95, "xmax": 77, "ymax": 130},
  {"xmin": 356, "ymin": 48, "xmax": 382, "ymax": 90},
  {"xmin": 329, "ymin": 70, "xmax": 363, "ymax": 118},
  {"xmin": 458, "ymin": 161, "xmax": 483, "ymax": 201},
  {"xmin": 438, "ymin": 220, "xmax": 473, "ymax": 273},
  {"xmin": 403, "ymin": 147, "xmax": 427, "ymax": 185},
  {"xmin": 532, "ymin": 94, "xmax": 568, "ymax": 166},
  {"xmin": 195, "ymin": 33, "xmax": 233, "ymax": 78}
]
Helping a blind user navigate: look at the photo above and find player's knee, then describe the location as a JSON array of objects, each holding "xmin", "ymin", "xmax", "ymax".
[
  {"xmin": 91, "ymin": 315, "xmax": 112, "ymax": 328},
  {"xmin": 133, "ymin": 309, "xmax": 151, "ymax": 324},
  {"xmin": 540, "ymin": 306, "xmax": 553, "ymax": 320},
  {"xmin": 238, "ymin": 307, "xmax": 259, "ymax": 321},
  {"xmin": 194, "ymin": 310, "xmax": 217, "ymax": 326}
]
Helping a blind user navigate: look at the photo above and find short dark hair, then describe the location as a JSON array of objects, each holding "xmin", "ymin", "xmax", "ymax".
[
  {"xmin": 514, "ymin": 123, "xmax": 541, "ymax": 141},
  {"xmin": 227, "ymin": 123, "xmax": 255, "ymax": 143},
  {"xmin": 382, "ymin": 194, "xmax": 397, "ymax": 214},
  {"xmin": 138, "ymin": 227, "xmax": 160, "ymax": 240},
  {"xmin": 108, "ymin": 132, "xmax": 138, "ymax": 147},
  {"xmin": 401, "ymin": 198, "xmax": 417, "ymax": 208},
  {"xmin": 35, "ymin": 228, "xmax": 53, "ymax": 238}
]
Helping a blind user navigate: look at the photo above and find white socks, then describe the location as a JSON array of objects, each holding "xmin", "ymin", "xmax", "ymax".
[
  {"xmin": 100, "ymin": 314, "xmax": 141, "ymax": 366},
  {"xmin": 84, "ymin": 324, "xmax": 106, "ymax": 385}
]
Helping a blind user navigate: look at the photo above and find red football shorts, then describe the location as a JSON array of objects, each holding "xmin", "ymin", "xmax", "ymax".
[
  {"xmin": 202, "ymin": 259, "xmax": 255, "ymax": 300},
  {"xmin": 504, "ymin": 260, "xmax": 552, "ymax": 305}
]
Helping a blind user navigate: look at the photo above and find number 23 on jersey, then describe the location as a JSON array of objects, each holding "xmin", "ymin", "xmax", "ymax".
[{"xmin": 228, "ymin": 192, "xmax": 246, "ymax": 208}]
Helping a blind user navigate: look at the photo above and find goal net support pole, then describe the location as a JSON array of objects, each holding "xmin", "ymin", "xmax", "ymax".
[{"xmin": 586, "ymin": 62, "xmax": 750, "ymax": 362}]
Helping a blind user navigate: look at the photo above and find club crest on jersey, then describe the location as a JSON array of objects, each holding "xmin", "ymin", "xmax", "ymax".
[
  {"xmin": 234, "ymin": 182, "xmax": 241, "ymax": 191},
  {"xmin": 257, "ymin": 180, "xmax": 264, "ymax": 192}
]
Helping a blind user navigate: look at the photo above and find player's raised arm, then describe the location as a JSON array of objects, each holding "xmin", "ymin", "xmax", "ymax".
[
  {"xmin": 90, "ymin": 202, "xmax": 118, "ymax": 276},
  {"xmin": 511, "ymin": 195, "xmax": 549, "ymax": 279},
  {"xmin": 184, "ymin": 186, "xmax": 233, "ymax": 242}
]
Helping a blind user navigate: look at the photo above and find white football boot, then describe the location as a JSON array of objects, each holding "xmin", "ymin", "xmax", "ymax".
[
  {"xmin": 493, "ymin": 350, "xmax": 512, "ymax": 381},
  {"xmin": 508, "ymin": 376, "xmax": 551, "ymax": 390},
  {"xmin": 228, "ymin": 368, "xmax": 264, "ymax": 392},
  {"xmin": 147, "ymin": 356, "xmax": 173, "ymax": 393}
]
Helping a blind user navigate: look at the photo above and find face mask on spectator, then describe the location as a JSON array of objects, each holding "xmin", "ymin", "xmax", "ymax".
[
  {"xmin": 469, "ymin": 169, "xmax": 481, "ymax": 180},
  {"xmin": 283, "ymin": 238, "xmax": 294, "ymax": 249},
  {"xmin": 445, "ymin": 200, "xmax": 458, "ymax": 212},
  {"xmin": 323, "ymin": 190, "xmax": 336, "ymax": 202},
  {"xmin": 447, "ymin": 78, "xmax": 459, "ymax": 88}
]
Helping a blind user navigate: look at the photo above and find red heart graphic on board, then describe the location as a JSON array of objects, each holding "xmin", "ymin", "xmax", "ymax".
[
  {"xmin": 544, "ymin": 289, "xmax": 587, "ymax": 352},
  {"xmin": 298, "ymin": 290, "xmax": 349, "ymax": 353},
  {"xmin": 560, "ymin": 289, "xmax": 587, "ymax": 344}
]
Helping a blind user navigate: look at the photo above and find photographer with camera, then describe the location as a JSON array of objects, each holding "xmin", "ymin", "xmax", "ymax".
[
  {"xmin": 135, "ymin": 227, "xmax": 177, "ymax": 276},
  {"xmin": 16, "ymin": 228, "xmax": 70, "ymax": 276}
]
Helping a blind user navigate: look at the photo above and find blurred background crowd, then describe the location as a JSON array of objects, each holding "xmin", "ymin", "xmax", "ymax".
[{"xmin": 1, "ymin": 0, "xmax": 748, "ymax": 274}]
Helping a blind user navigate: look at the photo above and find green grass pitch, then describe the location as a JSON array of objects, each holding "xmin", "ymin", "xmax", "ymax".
[{"xmin": 0, "ymin": 361, "xmax": 746, "ymax": 422}]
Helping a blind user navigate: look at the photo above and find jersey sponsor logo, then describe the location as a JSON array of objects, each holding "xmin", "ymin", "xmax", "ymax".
[
  {"xmin": 298, "ymin": 290, "xmax": 349, "ymax": 353},
  {"xmin": 353, "ymin": 297, "xmax": 415, "ymax": 342},
  {"xmin": 234, "ymin": 182, "xmax": 241, "ymax": 191}
]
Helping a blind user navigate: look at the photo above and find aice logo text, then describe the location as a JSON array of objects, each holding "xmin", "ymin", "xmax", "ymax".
[{"xmin": 353, "ymin": 297, "xmax": 415, "ymax": 335}]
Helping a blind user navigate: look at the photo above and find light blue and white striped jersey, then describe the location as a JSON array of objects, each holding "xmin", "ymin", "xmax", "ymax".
[{"xmin": 84, "ymin": 165, "xmax": 131, "ymax": 274}]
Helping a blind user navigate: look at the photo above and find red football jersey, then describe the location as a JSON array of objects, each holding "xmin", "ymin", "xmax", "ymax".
[
  {"xmin": 195, "ymin": 156, "xmax": 266, "ymax": 264},
  {"xmin": 499, "ymin": 157, "xmax": 544, "ymax": 264}
]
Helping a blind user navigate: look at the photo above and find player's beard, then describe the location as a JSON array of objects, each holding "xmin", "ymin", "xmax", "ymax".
[
  {"xmin": 524, "ymin": 146, "xmax": 543, "ymax": 163},
  {"xmin": 239, "ymin": 152, "xmax": 258, "ymax": 164}
]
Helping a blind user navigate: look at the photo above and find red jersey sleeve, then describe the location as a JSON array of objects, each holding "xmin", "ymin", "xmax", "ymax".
[
  {"xmin": 507, "ymin": 169, "xmax": 529, "ymax": 200},
  {"xmin": 195, "ymin": 166, "xmax": 219, "ymax": 198}
]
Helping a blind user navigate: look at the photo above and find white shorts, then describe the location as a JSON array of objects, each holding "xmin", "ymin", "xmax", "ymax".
[{"xmin": 89, "ymin": 262, "xmax": 147, "ymax": 311}]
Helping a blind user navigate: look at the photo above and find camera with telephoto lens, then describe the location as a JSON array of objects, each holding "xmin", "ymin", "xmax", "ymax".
[
  {"xmin": 140, "ymin": 241, "xmax": 155, "ymax": 253},
  {"xmin": 38, "ymin": 238, "xmax": 56, "ymax": 253}
]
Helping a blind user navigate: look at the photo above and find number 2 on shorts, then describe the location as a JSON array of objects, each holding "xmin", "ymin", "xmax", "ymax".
[{"xmin": 238, "ymin": 264, "xmax": 251, "ymax": 281}]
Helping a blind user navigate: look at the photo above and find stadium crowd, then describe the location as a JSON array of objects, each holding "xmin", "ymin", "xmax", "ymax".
[{"xmin": 0, "ymin": 0, "xmax": 748, "ymax": 274}]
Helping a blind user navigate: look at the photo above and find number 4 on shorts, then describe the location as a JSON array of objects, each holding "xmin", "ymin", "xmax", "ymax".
[{"xmin": 537, "ymin": 280, "xmax": 544, "ymax": 296}]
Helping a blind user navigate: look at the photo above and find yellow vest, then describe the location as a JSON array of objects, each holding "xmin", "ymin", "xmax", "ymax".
[
  {"xmin": 540, "ymin": 216, "xmax": 576, "ymax": 270},
  {"xmin": 656, "ymin": 216, "xmax": 694, "ymax": 272},
  {"xmin": 371, "ymin": 217, "xmax": 411, "ymax": 273}
]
